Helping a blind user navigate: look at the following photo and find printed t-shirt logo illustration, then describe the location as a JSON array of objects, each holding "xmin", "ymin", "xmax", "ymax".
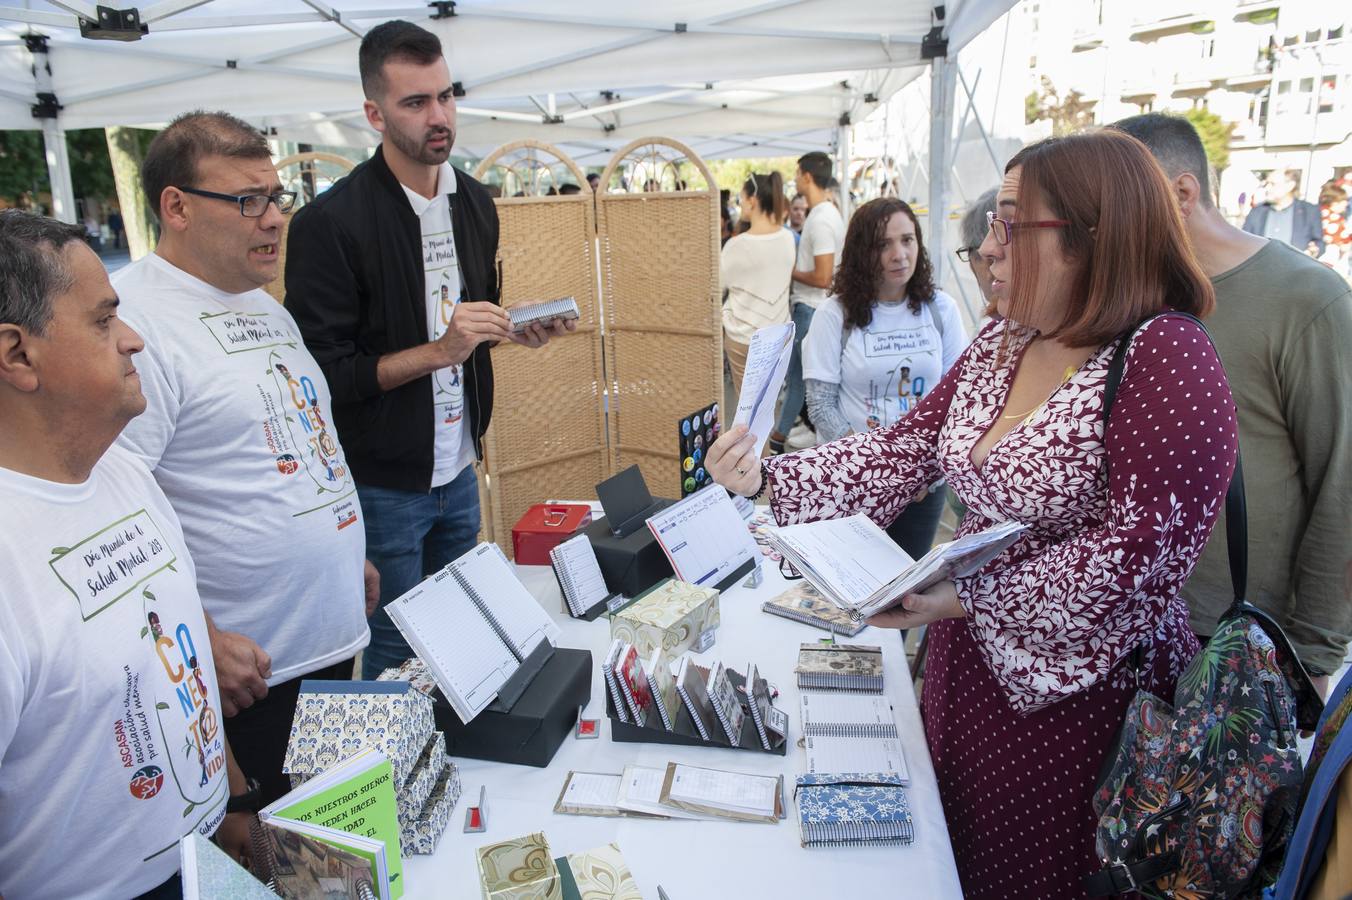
[
  {"xmin": 862, "ymin": 326, "xmax": 937, "ymax": 430},
  {"xmin": 431, "ymin": 269, "xmax": 465, "ymax": 428},
  {"xmin": 130, "ymin": 764, "xmax": 164, "ymax": 799}
]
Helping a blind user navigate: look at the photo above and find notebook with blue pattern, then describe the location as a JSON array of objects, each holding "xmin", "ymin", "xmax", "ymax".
[{"xmin": 793, "ymin": 772, "xmax": 914, "ymax": 847}]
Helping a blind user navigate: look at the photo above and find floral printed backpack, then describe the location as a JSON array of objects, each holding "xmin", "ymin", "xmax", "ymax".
[{"xmin": 1085, "ymin": 315, "xmax": 1325, "ymax": 898}]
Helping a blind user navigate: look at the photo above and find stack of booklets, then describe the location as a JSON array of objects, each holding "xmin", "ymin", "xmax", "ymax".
[
  {"xmin": 794, "ymin": 773, "xmax": 914, "ymax": 848},
  {"xmin": 282, "ymin": 680, "xmax": 460, "ymax": 857},
  {"xmin": 477, "ymin": 833, "xmax": 642, "ymax": 899},
  {"xmin": 601, "ymin": 642, "xmax": 787, "ymax": 752},
  {"xmin": 386, "ymin": 541, "xmax": 561, "ymax": 723},
  {"xmin": 549, "ymin": 532, "xmax": 615, "ymax": 618},
  {"xmin": 795, "ymin": 642, "xmax": 884, "ymax": 692},
  {"xmin": 553, "ymin": 763, "xmax": 784, "ymax": 824},
  {"xmin": 765, "ymin": 514, "xmax": 1026, "ymax": 620},
  {"xmin": 253, "ymin": 748, "xmax": 401, "ymax": 898},
  {"xmin": 762, "ymin": 582, "xmax": 866, "ymax": 637}
]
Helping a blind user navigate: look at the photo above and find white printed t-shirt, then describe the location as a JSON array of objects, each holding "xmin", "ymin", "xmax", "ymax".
[
  {"xmin": 802, "ymin": 291, "xmax": 968, "ymax": 433},
  {"xmin": 402, "ymin": 161, "xmax": 474, "ymax": 487},
  {"xmin": 114, "ymin": 253, "xmax": 368, "ymax": 686},
  {"xmin": 0, "ymin": 446, "xmax": 227, "ymax": 899},
  {"xmin": 789, "ymin": 201, "xmax": 846, "ymax": 310}
]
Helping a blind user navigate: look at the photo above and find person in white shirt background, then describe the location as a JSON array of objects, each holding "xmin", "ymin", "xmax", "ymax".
[
  {"xmin": 112, "ymin": 111, "xmax": 378, "ymax": 808},
  {"xmin": 722, "ymin": 171, "xmax": 796, "ymax": 404},
  {"xmin": 770, "ymin": 151, "xmax": 847, "ymax": 454},
  {"xmin": 801, "ymin": 197, "xmax": 969, "ymax": 559},
  {"xmin": 0, "ymin": 210, "xmax": 253, "ymax": 900}
]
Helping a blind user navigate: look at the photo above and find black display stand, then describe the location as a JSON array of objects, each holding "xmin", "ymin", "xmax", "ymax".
[
  {"xmin": 433, "ymin": 647, "xmax": 592, "ymax": 768},
  {"xmin": 606, "ymin": 668, "xmax": 787, "ymax": 756}
]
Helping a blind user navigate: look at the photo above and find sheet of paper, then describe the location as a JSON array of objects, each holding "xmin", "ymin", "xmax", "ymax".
[
  {"xmin": 450, "ymin": 543, "xmax": 560, "ymax": 656},
  {"xmin": 799, "ymin": 692, "xmax": 897, "ymax": 734},
  {"xmin": 615, "ymin": 765, "xmax": 706, "ymax": 820},
  {"xmin": 559, "ymin": 772, "xmax": 622, "ymax": 811},
  {"xmin": 551, "ymin": 533, "xmax": 611, "ymax": 615},
  {"xmin": 386, "ymin": 566, "xmax": 517, "ymax": 722},
  {"xmin": 805, "ymin": 735, "xmax": 910, "ymax": 782},
  {"xmin": 769, "ymin": 514, "xmax": 914, "ymax": 608},
  {"xmin": 646, "ymin": 485, "xmax": 757, "ymax": 588},
  {"xmin": 666, "ymin": 764, "xmax": 779, "ymax": 817},
  {"xmin": 732, "ymin": 321, "xmax": 795, "ymax": 454}
]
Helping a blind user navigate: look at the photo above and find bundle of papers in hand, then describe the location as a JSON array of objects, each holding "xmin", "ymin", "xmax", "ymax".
[{"xmin": 765, "ymin": 514, "xmax": 1027, "ymax": 621}]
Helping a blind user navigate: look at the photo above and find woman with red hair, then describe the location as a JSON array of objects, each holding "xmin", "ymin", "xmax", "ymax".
[{"xmin": 709, "ymin": 130, "xmax": 1238, "ymax": 899}]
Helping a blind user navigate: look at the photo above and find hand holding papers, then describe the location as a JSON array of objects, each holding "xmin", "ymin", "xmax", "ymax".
[
  {"xmin": 732, "ymin": 322, "xmax": 795, "ymax": 456},
  {"xmin": 765, "ymin": 514, "xmax": 1027, "ymax": 621}
]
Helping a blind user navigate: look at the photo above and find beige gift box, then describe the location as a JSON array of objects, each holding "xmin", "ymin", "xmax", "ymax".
[{"xmin": 609, "ymin": 579, "xmax": 720, "ymax": 659}]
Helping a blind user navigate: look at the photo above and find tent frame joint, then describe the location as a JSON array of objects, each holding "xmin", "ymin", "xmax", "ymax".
[
  {"xmin": 31, "ymin": 90, "xmax": 61, "ymax": 119},
  {"xmin": 427, "ymin": 1, "xmax": 456, "ymax": 20},
  {"xmin": 78, "ymin": 4, "xmax": 148, "ymax": 42}
]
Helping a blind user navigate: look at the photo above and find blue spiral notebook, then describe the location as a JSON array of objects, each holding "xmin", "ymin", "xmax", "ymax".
[{"xmin": 793, "ymin": 773, "xmax": 914, "ymax": 848}]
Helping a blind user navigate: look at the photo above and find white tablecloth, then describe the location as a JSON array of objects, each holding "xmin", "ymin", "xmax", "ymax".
[{"xmin": 401, "ymin": 557, "xmax": 962, "ymax": 899}]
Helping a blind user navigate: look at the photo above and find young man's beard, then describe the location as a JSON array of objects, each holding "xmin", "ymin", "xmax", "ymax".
[{"xmin": 388, "ymin": 121, "xmax": 454, "ymax": 165}]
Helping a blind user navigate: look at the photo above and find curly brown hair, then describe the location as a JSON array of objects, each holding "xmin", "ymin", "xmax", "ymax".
[{"xmin": 829, "ymin": 197, "xmax": 936, "ymax": 331}]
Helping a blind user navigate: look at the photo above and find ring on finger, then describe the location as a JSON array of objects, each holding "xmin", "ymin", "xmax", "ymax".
[{"xmin": 735, "ymin": 467, "xmax": 747, "ymax": 475}]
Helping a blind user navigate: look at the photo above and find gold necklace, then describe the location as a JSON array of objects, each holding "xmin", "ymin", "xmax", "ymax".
[{"xmin": 999, "ymin": 364, "xmax": 1079, "ymax": 421}]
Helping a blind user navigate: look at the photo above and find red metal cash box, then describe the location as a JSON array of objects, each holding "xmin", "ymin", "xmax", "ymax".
[{"xmin": 511, "ymin": 503, "xmax": 593, "ymax": 565}]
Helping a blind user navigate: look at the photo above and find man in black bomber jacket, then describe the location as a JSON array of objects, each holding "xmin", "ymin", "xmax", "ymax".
[{"xmin": 285, "ymin": 20, "xmax": 571, "ymax": 679}]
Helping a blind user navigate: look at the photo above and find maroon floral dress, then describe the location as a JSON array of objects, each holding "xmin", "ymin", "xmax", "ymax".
[{"xmin": 765, "ymin": 315, "xmax": 1238, "ymax": 899}]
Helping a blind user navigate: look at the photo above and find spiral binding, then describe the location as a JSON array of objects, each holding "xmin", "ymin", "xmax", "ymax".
[
  {"xmin": 675, "ymin": 683, "xmax": 711, "ymax": 741},
  {"xmin": 507, "ymin": 296, "xmax": 580, "ymax": 331},
  {"xmin": 796, "ymin": 672, "xmax": 885, "ymax": 693},
  {"xmin": 802, "ymin": 722, "xmax": 899, "ymax": 739},
  {"xmin": 247, "ymin": 817, "xmax": 280, "ymax": 891},
  {"xmin": 550, "ymin": 546, "xmax": 585, "ymax": 617},
  {"xmin": 801, "ymin": 818, "xmax": 914, "ymax": 846},
  {"xmin": 449, "ymin": 564, "xmax": 525, "ymax": 662}
]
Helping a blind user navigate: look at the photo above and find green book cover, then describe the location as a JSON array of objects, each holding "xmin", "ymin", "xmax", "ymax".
[{"xmin": 264, "ymin": 749, "xmax": 404, "ymax": 899}]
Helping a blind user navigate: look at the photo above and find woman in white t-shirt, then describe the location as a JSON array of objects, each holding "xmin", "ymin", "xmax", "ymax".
[
  {"xmin": 801, "ymin": 197, "xmax": 969, "ymax": 558},
  {"xmin": 721, "ymin": 172, "xmax": 796, "ymax": 396}
]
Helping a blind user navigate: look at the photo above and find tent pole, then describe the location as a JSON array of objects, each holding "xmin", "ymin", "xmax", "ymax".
[
  {"xmin": 927, "ymin": 53, "xmax": 956, "ymax": 286},
  {"xmin": 836, "ymin": 121, "xmax": 851, "ymax": 221},
  {"xmin": 26, "ymin": 34, "xmax": 76, "ymax": 223}
]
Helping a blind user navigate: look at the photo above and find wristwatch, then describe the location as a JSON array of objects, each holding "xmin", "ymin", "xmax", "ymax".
[{"xmin": 226, "ymin": 776, "xmax": 263, "ymax": 814}]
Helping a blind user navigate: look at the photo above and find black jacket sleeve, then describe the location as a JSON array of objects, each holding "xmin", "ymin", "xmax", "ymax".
[{"xmin": 284, "ymin": 203, "xmax": 384, "ymax": 404}]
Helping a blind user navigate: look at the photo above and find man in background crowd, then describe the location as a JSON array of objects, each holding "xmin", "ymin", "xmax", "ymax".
[{"xmin": 1243, "ymin": 167, "xmax": 1325, "ymax": 257}]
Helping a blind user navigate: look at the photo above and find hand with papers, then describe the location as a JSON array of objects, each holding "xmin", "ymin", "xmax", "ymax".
[
  {"xmin": 707, "ymin": 424, "xmax": 764, "ymax": 498},
  {"xmin": 864, "ymin": 579, "xmax": 964, "ymax": 631}
]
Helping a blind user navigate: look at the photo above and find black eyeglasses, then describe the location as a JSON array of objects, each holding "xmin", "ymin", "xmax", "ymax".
[
  {"xmin": 178, "ymin": 186, "xmax": 297, "ymax": 218},
  {"xmin": 955, "ymin": 246, "xmax": 978, "ymax": 262}
]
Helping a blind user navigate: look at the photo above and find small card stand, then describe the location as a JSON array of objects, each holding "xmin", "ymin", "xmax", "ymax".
[
  {"xmin": 606, "ymin": 668, "xmax": 787, "ymax": 756},
  {"xmin": 434, "ymin": 647, "xmax": 592, "ymax": 768}
]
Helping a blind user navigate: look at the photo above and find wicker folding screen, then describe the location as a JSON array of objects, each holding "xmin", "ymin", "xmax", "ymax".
[
  {"xmin": 596, "ymin": 138, "xmax": 722, "ymax": 497},
  {"xmin": 471, "ymin": 142, "xmax": 609, "ymax": 550}
]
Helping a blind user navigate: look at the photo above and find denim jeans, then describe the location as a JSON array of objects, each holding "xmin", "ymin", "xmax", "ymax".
[
  {"xmin": 775, "ymin": 301, "xmax": 817, "ymax": 437},
  {"xmin": 357, "ymin": 465, "xmax": 481, "ymax": 679}
]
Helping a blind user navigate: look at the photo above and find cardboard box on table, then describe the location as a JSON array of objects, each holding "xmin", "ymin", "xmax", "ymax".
[{"xmin": 609, "ymin": 579, "xmax": 720, "ymax": 659}]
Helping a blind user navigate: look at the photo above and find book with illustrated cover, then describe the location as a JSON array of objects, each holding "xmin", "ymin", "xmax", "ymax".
[
  {"xmin": 259, "ymin": 747, "xmax": 401, "ymax": 898},
  {"xmin": 761, "ymin": 583, "xmax": 866, "ymax": 637},
  {"xmin": 674, "ymin": 655, "xmax": 720, "ymax": 743},
  {"xmin": 794, "ymin": 773, "xmax": 913, "ymax": 847},
  {"xmin": 616, "ymin": 642, "xmax": 652, "ymax": 724},
  {"xmin": 643, "ymin": 648, "xmax": 678, "ymax": 732},
  {"xmin": 250, "ymin": 823, "xmax": 381, "ymax": 900},
  {"xmin": 743, "ymin": 663, "xmax": 786, "ymax": 751},
  {"xmin": 707, "ymin": 661, "xmax": 746, "ymax": 748},
  {"xmin": 765, "ymin": 514, "xmax": 1026, "ymax": 620},
  {"xmin": 795, "ymin": 643, "xmax": 884, "ymax": 692}
]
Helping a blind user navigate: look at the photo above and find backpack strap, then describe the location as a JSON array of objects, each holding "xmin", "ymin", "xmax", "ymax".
[
  {"xmin": 1102, "ymin": 312, "xmax": 1247, "ymax": 624},
  {"xmin": 1084, "ymin": 852, "xmax": 1182, "ymax": 897}
]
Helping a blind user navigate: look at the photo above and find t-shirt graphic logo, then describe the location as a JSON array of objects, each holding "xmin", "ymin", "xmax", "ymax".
[
  {"xmin": 129, "ymin": 764, "xmax": 164, "ymax": 799},
  {"xmin": 269, "ymin": 355, "xmax": 352, "ymax": 494},
  {"xmin": 276, "ymin": 453, "xmax": 299, "ymax": 475}
]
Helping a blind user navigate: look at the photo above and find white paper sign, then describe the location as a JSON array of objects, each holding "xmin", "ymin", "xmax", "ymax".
[{"xmin": 732, "ymin": 322, "xmax": 795, "ymax": 455}]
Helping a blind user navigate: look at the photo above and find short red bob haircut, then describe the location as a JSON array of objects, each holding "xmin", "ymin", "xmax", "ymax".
[{"xmin": 1003, "ymin": 129, "xmax": 1213, "ymax": 347}]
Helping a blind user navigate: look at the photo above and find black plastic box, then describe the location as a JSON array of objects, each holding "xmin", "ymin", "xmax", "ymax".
[
  {"xmin": 583, "ymin": 515, "xmax": 675, "ymax": 599},
  {"xmin": 432, "ymin": 647, "xmax": 592, "ymax": 767}
]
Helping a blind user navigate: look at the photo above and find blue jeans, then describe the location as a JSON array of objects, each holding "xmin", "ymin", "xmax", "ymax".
[
  {"xmin": 357, "ymin": 465, "xmax": 481, "ymax": 679},
  {"xmin": 775, "ymin": 301, "xmax": 817, "ymax": 437}
]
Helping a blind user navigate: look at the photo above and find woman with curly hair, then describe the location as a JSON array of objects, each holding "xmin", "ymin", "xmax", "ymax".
[{"xmin": 800, "ymin": 197, "xmax": 968, "ymax": 557}]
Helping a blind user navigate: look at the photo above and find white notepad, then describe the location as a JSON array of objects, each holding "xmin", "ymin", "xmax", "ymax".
[
  {"xmin": 387, "ymin": 542, "xmax": 560, "ymax": 724},
  {"xmin": 616, "ymin": 765, "xmax": 708, "ymax": 820},
  {"xmin": 804, "ymin": 735, "xmax": 910, "ymax": 783},
  {"xmin": 664, "ymin": 764, "xmax": 780, "ymax": 818},
  {"xmin": 550, "ymin": 533, "xmax": 612, "ymax": 617}
]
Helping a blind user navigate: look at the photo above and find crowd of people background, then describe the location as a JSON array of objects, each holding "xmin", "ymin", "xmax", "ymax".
[{"xmin": 0, "ymin": 15, "xmax": 1350, "ymax": 900}]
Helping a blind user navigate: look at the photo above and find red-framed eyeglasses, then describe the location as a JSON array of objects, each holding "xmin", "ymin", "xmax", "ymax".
[{"xmin": 986, "ymin": 210, "xmax": 1070, "ymax": 245}]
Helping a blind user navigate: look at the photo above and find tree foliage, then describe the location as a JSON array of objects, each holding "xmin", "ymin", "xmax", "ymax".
[
  {"xmin": 0, "ymin": 127, "xmax": 131, "ymax": 207},
  {"xmin": 706, "ymin": 156, "xmax": 799, "ymax": 194},
  {"xmin": 1182, "ymin": 107, "xmax": 1235, "ymax": 175},
  {"xmin": 1025, "ymin": 77, "xmax": 1096, "ymax": 136}
]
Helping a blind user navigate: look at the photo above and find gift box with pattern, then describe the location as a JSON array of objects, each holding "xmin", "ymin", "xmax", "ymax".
[
  {"xmin": 477, "ymin": 832, "xmax": 561, "ymax": 900},
  {"xmin": 400, "ymin": 758, "xmax": 460, "ymax": 856},
  {"xmin": 282, "ymin": 680, "xmax": 436, "ymax": 788},
  {"xmin": 397, "ymin": 731, "xmax": 445, "ymax": 825},
  {"xmin": 609, "ymin": 579, "xmax": 720, "ymax": 659}
]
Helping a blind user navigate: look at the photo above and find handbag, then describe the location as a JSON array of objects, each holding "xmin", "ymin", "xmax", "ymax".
[{"xmin": 1085, "ymin": 314, "xmax": 1324, "ymax": 898}]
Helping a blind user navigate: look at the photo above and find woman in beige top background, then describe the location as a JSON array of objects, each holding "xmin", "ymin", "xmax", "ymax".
[{"xmin": 721, "ymin": 172, "xmax": 796, "ymax": 399}]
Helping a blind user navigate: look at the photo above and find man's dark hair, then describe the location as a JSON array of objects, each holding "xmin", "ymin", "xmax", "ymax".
[
  {"xmin": 1109, "ymin": 113, "xmax": 1213, "ymax": 209},
  {"xmin": 558, "ymin": 183, "xmax": 582, "ymax": 195},
  {"xmin": 0, "ymin": 209, "xmax": 87, "ymax": 336},
  {"xmin": 797, "ymin": 151, "xmax": 834, "ymax": 190},
  {"xmin": 359, "ymin": 20, "xmax": 443, "ymax": 100},
  {"xmin": 141, "ymin": 110, "xmax": 271, "ymax": 222}
]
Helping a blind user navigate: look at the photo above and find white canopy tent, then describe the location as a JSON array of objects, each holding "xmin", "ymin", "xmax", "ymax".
[{"xmin": 0, "ymin": 0, "xmax": 1016, "ymax": 273}]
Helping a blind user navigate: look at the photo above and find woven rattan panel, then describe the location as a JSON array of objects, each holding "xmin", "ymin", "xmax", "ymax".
[
  {"xmin": 270, "ymin": 151, "xmax": 354, "ymax": 304},
  {"xmin": 597, "ymin": 187, "xmax": 721, "ymax": 497},
  {"xmin": 478, "ymin": 193, "xmax": 608, "ymax": 553}
]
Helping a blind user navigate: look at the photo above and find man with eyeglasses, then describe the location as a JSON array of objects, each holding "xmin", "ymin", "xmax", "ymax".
[
  {"xmin": 954, "ymin": 188, "xmax": 999, "ymax": 308},
  {"xmin": 111, "ymin": 110, "xmax": 376, "ymax": 807}
]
